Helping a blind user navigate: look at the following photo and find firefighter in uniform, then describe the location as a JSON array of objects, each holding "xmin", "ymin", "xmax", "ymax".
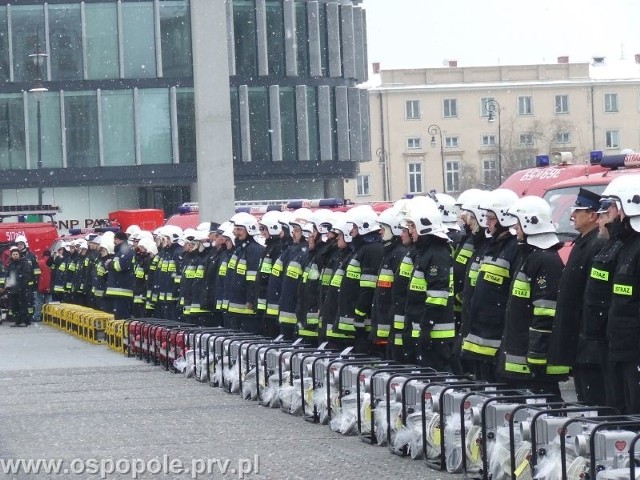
[
  {"xmin": 133, "ymin": 238, "xmax": 157, "ymax": 318},
  {"xmin": 188, "ymin": 230, "xmax": 213, "ymax": 326},
  {"xmin": 498, "ymin": 196, "xmax": 565, "ymax": 398},
  {"xmin": 452, "ymin": 190, "xmax": 491, "ymax": 375},
  {"xmin": 224, "ymin": 212, "xmax": 264, "ymax": 333},
  {"xmin": 334, "ymin": 207, "xmax": 384, "ymax": 353},
  {"xmin": 256, "ymin": 211, "xmax": 286, "ymax": 337},
  {"xmin": 51, "ymin": 243, "xmax": 69, "ymax": 302},
  {"xmin": 599, "ymin": 176, "xmax": 640, "ymax": 414},
  {"xmin": 156, "ymin": 226, "xmax": 184, "ymax": 320},
  {"xmin": 7, "ymin": 246, "xmax": 32, "ymax": 326},
  {"xmin": 403, "ymin": 202, "xmax": 455, "ymax": 371},
  {"xmin": 278, "ymin": 219, "xmax": 310, "ymax": 339},
  {"xmin": 216, "ymin": 228, "xmax": 236, "ymax": 325},
  {"xmin": 95, "ymin": 237, "xmax": 114, "ymax": 313},
  {"xmin": 201, "ymin": 225, "xmax": 228, "ymax": 327},
  {"xmin": 178, "ymin": 229, "xmax": 198, "ymax": 322},
  {"xmin": 72, "ymin": 240, "xmax": 90, "ymax": 306},
  {"xmin": 105, "ymin": 231, "xmax": 135, "ymax": 320},
  {"xmin": 296, "ymin": 210, "xmax": 336, "ymax": 344},
  {"xmin": 370, "ymin": 208, "xmax": 409, "ymax": 358},
  {"xmin": 322, "ymin": 221, "xmax": 357, "ymax": 348},
  {"xmin": 15, "ymin": 235, "xmax": 39, "ymax": 321},
  {"xmin": 461, "ymin": 189, "xmax": 520, "ymax": 381},
  {"xmin": 547, "ymin": 188, "xmax": 605, "ymax": 405}
]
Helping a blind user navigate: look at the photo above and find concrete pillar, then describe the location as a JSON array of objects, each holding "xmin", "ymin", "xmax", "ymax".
[{"xmin": 191, "ymin": 0, "xmax": 235, "ymax": 222}]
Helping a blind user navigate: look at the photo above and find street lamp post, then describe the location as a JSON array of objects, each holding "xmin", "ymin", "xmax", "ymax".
[
  {"xmin": 486, "ymin": 99, "xmax": 502, "ymax": 185},
  {"xmin": 376, "ymin": 147, "xmax": 390, "ymax": 201},
  {"xmin": 29, "ymin": 40, "xmax": 48, "ymax": 209},
  {"xmin": 428, "ymin": 124, "xmax": 446, "ymax": 192}
]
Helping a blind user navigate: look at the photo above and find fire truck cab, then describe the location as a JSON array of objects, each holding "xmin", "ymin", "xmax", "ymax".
[{"xmin": 0, "ymin": 205, "xmax": 61, "ymax": 264}]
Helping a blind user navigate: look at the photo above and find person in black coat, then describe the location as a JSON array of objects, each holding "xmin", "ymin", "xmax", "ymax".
[
  {"xmin": 547, "ymin": 188, "xmax": 605, "ymax": 404},
  {"xmin": 6, "ymin": 246, "xmax": 33, "ymax": 326}
]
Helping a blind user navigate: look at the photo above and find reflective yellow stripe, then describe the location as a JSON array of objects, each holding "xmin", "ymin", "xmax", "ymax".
[
  {"xmin": 546, "ymin": 365, "xmax": 570, "ymax": 375},
  {"xmin": 409, "ymin": 276, "xmax": 426, "ymax": 292},
  {"xmin": 533, "ymin": 306, "xmax": 555, "ymax": 317},
  {"xmin": 260, "ymin": 259, "xmax": 273, "ymax": 274},
  {"xmin": 330, "ymin": 272, "xmax": 344, "ymax": 287},
  {"xmin": 346, "ymin": 264, "xmax": 361, "ymax": 280},
  {"xmin": 613, "ymin": 284, "xmax": 633, "ymax": 296},
  {"xmin": 426, "ymin": 296, "xmax": 448, "ymax": 306},
  {"xmin": 480, "ymin": 263, "xmax": 510, "ymax": 278},
  {"xmin": 512, "ymin": 279, "xmax": 531, "ymax": 298},
  {"xmin": 297, "ymin": 328, "xmax": 318, "ymax": 337},
  {"xmin": 505, "ymin": 362, "xmax": 530, "ymax": 374},
  {"xmin": 354, "ymin": 308, "xmax": 366, "ymax": 317},
  {"xmin": 590, "ymin": 267, "xmax": 608, "ymax": 281},
  {"xmin": 377, "ymin": 274, "xmax": 394, "ymax": 288},
  {"xmin": 527, "ymin": 357, "xmax": 547, "ymax": 365},
  {"xmin": 431, "ymin": 329, "xmax": 455, "ymax": 339},
  {"xmin": 399, "ymin": 260, "xmax": 413, "ymax": 278},
  {"xmin": 461, "ymin": 340, "xmax": 498, "ymax": 356},
  {"xmin": 375, "ymin": 325, "xmax": 390, "ymax": 338}
]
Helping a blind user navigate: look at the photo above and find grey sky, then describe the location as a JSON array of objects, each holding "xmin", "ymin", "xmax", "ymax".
[{"xmin": 361, "ymin": 0, "xmax": 640, "ymax": 69}]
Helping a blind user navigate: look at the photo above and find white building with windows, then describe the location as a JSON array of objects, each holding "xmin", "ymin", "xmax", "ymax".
[{"xmin": 346, "ymin": 57, "xmax": 640, "ymax": 201}]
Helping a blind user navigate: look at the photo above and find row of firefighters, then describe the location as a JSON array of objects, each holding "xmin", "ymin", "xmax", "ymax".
[{"xmin": 39, "ymin": 176, "xmax": 640, "ymax": 415}]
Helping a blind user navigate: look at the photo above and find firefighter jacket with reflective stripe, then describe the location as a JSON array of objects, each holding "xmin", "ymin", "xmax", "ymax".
[
  {"xmin": 52, "ymin": 254, "xmax": 68, "ymax": 293},
  {"xmin": 547, "ymin": 228, "xmax": 604, "ymax": 367},
  {"xmin": 133, "ymin": 253, "xmax": 154, "ymax": 304},
  {"xmin": 498, "ymin": 243, "xmax": 564, "ymax": 380},
  {"xmin": 93, "ymin": 254, "xmax": 112, "ymax": 297},
  {"xmin": 371, "ymin": 238, "xmax": 409, "ymax": 340},
  {"xmin": 106, "ymin": 242, "xmax": 135, "ymax": 298},
  {"xmin": 607, "ymin": 223, "xmax": 640, "ymax": 363},
  {"xmin": 71, "ymin": 253, "xmax": 90, "ymax": 294},
  {"xmin": 178, "ymin": 250, "xmax": 199, "ymax": 311},
  {"xmin": 323, "ymin": 246, "xmax": 357, "ymax": 340},
  {"xmin": 256, "ymin": 236, "xmax": 285, "ymax": 312},
  {"xmin": 404, "ymin": 235, "xmax": 454, "ymax": 341},
  {"xmin": 65, "ymin": 252, "xmax": 79, "ymax": 292},
  {"xmin": 201, "ymin": 247, "xmax": 224, "ymax": 310},
  {"xmin": 20, "ymin": 249, "xmax": 39, "ymax": 288},
  {"xmin": 462, "ymin": 231, "xmax": 519, "ymax": 361},
  {"xmin": 576, "ymin": 236, "xmax": 623, "ymax": 365},
  {"xmin": 296, "ymin": 240, "xmax": 333, "ymax": 336},
  {"xmin": 145, "ymin": 253, "xmax": 160, "ymax": 306},
  {"xmin": 264, "ymin": 237, "xmax": 293, "ymax": 316},
  {"xmin": 453, "ymin": 231, "xmax": 474, "ymax": 314},
  {"xmin": 6, "ymin": 256, "xmax": 32, "ymax": 291},
  {"xmin": 335, "ymin": 233, "xmax": 384, "ymax": 334},
  {"xmin": 389, "ymin": 246, "xmax": 417, "ymax": 346},
  {"xmin": 156, "ymin": 244, "xmax": 184, "ymax": 302},
  {"xmin": 278, "ymin": 241, "xmax": 309, "ymax": 325},
  {"xmin": 83, "ymin": 251, "xmax": 98, "ymax": 295},
  {"xmin": 189, "ymin": 247, "xmax": 210, "ymax": 313},
  {"xmin": 214, "ymin": 248, "xmax": 233, "ymax": 311},
  {"xmin": 225, "ymin": 237, "xmax": 264, "ymax": 315},
  {"xmin": 459, "ymin": 232, "xmax": 491, "ymax": 341}
]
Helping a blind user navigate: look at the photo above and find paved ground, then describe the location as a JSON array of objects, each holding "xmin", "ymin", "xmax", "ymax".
[{"xmin": 0, "ymin": 322, "xmax": 578, "ymax": 479}]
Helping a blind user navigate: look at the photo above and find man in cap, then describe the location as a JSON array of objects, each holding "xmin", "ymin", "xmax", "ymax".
[
  {"xmin": 547, "ymin": 188, "xmax": 605, "ymax": 405},
  {"xmin": 105, "ymin": 231, "xmax": 135, "ymax": 319}
]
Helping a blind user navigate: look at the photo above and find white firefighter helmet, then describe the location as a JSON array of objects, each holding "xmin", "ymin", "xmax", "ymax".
[
  {"xmin": 479, "ymin": 189, "xmax": 519, "ymax": 227},
  {"xmin": 331, "ymin": 221, "xmax": 353, "ymax": 243},
  {"xmin": 217, "ymin": 221, "xmax": 233, "ymax": 233},
  {"xmin": 76, "ymin": 239, "xmax": 88, "ymax": 250},
  {"xmin": 182, "ymin": 228, "xmax": 199, "ymax": 242},
  {"xmin": 601, "ymin": 174, "xmax": 640, "ymax": 232},
  {"xmin": 403, "ymin": 203, "xmax": 448, "ymax": 239},
  {"xmin": 393, "ymin": 198, "xmax": 412, "ymax": 216},
  {"xmin": 162, "ymin": 225, "xmax": 183, "ymax": 243},
  {"xmin": 434, "ymin": 193, "xmax": 460, "ymax": 228},
  {"xmin": 461, "ymin": 190, "xmax": 491, "ymax": 228},
  {"xmin": 14, "ymin": 234, "xmax": 28, "ymax": 246},
  {"xmin": 231, "ymin": 212, "xmax": 260, "ymax": 236},
  {"xmin": 348, "ymin": 209, "xmax": 380, "ymax": 235},
  {"xmin": 508, "ymin": 196, "xmax": 559, "ymax": 248},
  {"xmin": 221, "ymin": 228, "xmax": 236, "ymax": 242},
  {"xmin": 196, "ymin": 222, "xmax": 211, "ymax": 232},
  {"xmin": 377, "ymin": 207, "xmax": 404, "ymax": 236},
  {"xmin": 278, "ymin": 211, "xmax": 294, "ymax": 231},
  {"xmin": 138, "ymin": 237, "xmax": 158, "ymax": 256},
  {"xmin": 99, "ymin": 237, "xmax": 115, "ymax": 255},
  {"xmin": 292, "ymin": 208, "xmax": 313, "ymax": 223},
  {"xmin": 456, "ymin": 188, "xmax": 483, "ymax": 207},
  {"xmin": 125, "ymin": 224, "xmax": 141, "ymax": 236},
  {"xmin": 309, "ymin": 209, "xmax": 334, "ymax": 234},
  {"xmin": 259, "ymin": 210, "xmax": 282, "ymax": 236}
]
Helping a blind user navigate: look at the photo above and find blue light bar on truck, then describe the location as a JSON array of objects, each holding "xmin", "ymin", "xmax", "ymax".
[
  {"xmin": 177, "ymin": 202, "xmax": 199, "ymax": 214},
  {"xmin": 590, "ymin": 150, "xmax": 603, "ymax": 164},
  {"xmin": 286, "ymin": 198, "xmax": 345, "ymax": 209},
  {"xmin": 601, "ymin": 152, "xmax": 640, "ymax": 169},
  {"xmin": 535, "ymin": 155, "xmax": 550, "ymax": 167}
]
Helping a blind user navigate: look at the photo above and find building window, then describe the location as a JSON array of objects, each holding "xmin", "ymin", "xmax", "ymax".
[
  {"xmin": 604, "ymin": 93, "xmax": 619, "ymax": 113},
  {"xmin": 356, "ymin": 174, "xmax": 370, "ymax": 196},
  {"xmin": 483, "ymin": 159, "xmax": 498, "ymax": 186},
  {"xmin": 445, "ymin": 136, "xmax": 459, "ymax": 148},
  {"xmin": 176, "ymin": 88, "xmax": 196, "ymax": 163},
  {"xmin": 408, "ymin": 162, "xmax": 423, "ymax": 193},
  {"xmin": 101, "ymin": 90, "xmax": 135, "ymax": 166},
  {"xmin": 160, "ymin": 0, "xmax": 193, "ymax": 78},
  {"xmin": 555, "ymin": 131, "xmax": 571, "ymax": 144},
  {"xmin": 137, "ymin": 88, "xmax": 172, "ymax": 164},
  {"xmin": 555, "ymin": 95, "xmax": 569, "ymax": 114},
  {"xmin": 443, "ymin": 98, "xmax": 457, "ymax": 118},
  {"xmin": 605, "ymin": 130, "xmax": 620, "ymax": 149},
  {"xmin": 405, "ymin": 100, "xmax": 420, "ymax": 120},
  {"xmin": 0, "ymin": 96, "xmax": 26, "ymax": 169},
  {"xmin": 234, "ymin": 0, "xmax": 258, "ymax": 77},
  {"xmin": 265, "ymin": 0, "xmax": 285, "ymax": 76},
  {"xmin": 407, "ymin": 137, "xmax": 422, "ymax": 149},
  {"xmin": 64, "ymin": 91, "xmax": 99, "ymax": 168},
  {"xmin": 517, "ymin": 96, "xmax": 533, "ymax": 115},
  {"xmin": 295, "ymin": 1, "xmax": 309, "ymax": 76},
  {"xmin": 12, "ymin": 5, "xmax": 46, "ymax": 83},
  {"xmin": 122, "ymin": 2, "xmax": 157, "ymax": 78},
  {"xmin": 482, "ymin": 134, "xmax": 497, "ymax": 146},
  {"xmin": 48, "ymin": 4, "xmax": 83, "ymax": 81},
  {"xmin": 481, "ymin": 97, "xmax": 495, "ymax": 117},
  {"xmin": 519, "ymin": 133, "xmax": 534, "ymax": 145},
  {"xmin": 85, "ymin": 3, "xmax": 119, "ymax": 79},
  {"xmin": 445, "ymin": 160, "xmax": 459, "ymax": 193}
]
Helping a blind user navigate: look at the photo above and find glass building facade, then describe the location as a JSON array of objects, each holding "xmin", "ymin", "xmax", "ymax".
[{"xmin": 0, "ymin": 0, "xmax": 369, "ymax": 211}]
